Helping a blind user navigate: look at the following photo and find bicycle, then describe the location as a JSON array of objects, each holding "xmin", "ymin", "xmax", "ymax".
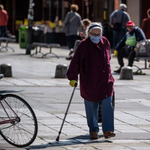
[{"xmin": 0, "ymin": 74, "xmax": 38, "ymax": 148}]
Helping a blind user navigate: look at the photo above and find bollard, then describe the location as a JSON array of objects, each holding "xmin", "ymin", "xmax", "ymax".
[
  {"xmin": 120, "ymin": 66, "xmax": 133, "ymax": 80},
  {"xmin": 0, "ymin": 63, "xmax": 12, "ymax": 77},
  {"xmin": 55, "ymin": 64, "xmax": 68, "ymax": 78}
]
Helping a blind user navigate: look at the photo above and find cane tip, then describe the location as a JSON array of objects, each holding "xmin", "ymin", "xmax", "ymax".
[{"xmin": 56, "ymin": 137, "xmax": 59, "ymax": 141}]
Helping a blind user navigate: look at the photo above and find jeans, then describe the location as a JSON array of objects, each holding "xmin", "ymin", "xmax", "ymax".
[
  {"xmin": 0, "ymin": 26, "xmax": 6, "ymax": 37},
  {"xmin": 84, "ymin": 96, "xmax": 114, "ymax": 133},
  {"xmin": 66, "ymin": 35, "xmax": 77, "ymax": 50},
  {"xmin": 113, "ymin": 28, "xmax": 126, "ymax": 49}
]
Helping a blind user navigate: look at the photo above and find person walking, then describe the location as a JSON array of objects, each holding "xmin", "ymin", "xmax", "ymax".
[
  {"xmin": 110, "ymin": 3, "xmax": 130, "ymax": 49},
  {"xmin": 141, "ymin": 9, "xmax": 150, "ymax": 39},
  {"xmin": 63, "ymin": 4, "xmax": 82, "ymax": 58},
  {"xmin": 65, "ymin": 18, "xmax": 91, "ymax": 60},
  {"xmin": 67, "ymin": 22, "xmax": 115, "ymax": 139},
  {"xmin": 114, "ymin": 21, "xmax": 146, "ymax": 73},
  {"xmin": 0, "ymin": 4, "xmax": 8, "ymax": 37}
]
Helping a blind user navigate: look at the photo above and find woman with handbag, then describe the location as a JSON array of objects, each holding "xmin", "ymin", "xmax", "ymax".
[{"xmin": 63, "ymin": 4, "xmax": 82, "ymax": 58}]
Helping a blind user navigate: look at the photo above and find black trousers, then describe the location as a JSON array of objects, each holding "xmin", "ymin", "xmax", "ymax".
[
  {"xmin": 66, "ymin": 35, "xmax": 77, "ymax": 50},
  {"xmin": 117, "ymin": 45, "xmax": 136, "ymax": 67}
]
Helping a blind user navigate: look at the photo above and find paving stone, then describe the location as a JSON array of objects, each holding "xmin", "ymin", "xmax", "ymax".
[{"xmin": 0, "ymin": 44, "xmax": 150, "ymax": 149}]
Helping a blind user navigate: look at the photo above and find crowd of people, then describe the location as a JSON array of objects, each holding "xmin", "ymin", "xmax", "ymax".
[{"xmin": 64, "ymin": 3, "xmax": 149, "ymax": 140}]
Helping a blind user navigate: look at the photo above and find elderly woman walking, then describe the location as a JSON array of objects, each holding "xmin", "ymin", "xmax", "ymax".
[{"xmin": 67, "ymin": 22, "xmax": 115, "ymax": 139}]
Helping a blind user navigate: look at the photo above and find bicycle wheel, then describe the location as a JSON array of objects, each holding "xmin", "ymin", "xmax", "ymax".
[{"xmin": 0, "ymin": 94, "xmax": 38, "ymax": 147}]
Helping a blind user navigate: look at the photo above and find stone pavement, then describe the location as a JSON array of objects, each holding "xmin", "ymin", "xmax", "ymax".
[{"xmin": 0, "ymin": 43, "xmax": 150, "ymax": 150}]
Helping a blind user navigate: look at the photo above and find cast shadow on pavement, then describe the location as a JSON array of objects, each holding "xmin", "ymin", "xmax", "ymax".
[{"xmin": 28, "ymin": 135, "xmax": 112, "ymax": 150}]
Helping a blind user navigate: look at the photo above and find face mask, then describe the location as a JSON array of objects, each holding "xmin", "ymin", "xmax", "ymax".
[{"xmin": 90, "ymin": 35, "xmax": 101, "ymax": 44}]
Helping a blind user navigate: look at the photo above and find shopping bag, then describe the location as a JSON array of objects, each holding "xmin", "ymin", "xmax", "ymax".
[{"xmin": 136, "ymin": 40, "xmax": 150, "ymax": 57}]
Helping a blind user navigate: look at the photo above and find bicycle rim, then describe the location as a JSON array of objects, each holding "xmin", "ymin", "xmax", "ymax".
[{"xmin": 0, "ymin": 94, "xmax": 38, "ymax": 147}]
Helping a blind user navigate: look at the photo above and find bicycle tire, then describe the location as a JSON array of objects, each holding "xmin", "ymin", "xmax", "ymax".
[{"xmin": 0, "ymin": 94, "xmax": 38, "ymax": 148}]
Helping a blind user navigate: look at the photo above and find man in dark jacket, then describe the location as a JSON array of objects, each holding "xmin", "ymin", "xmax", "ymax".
[
  {"xmin": 110, "ymin": 3, "xmax": 130, "ymax": 49},
  {"xmin": 67, "ymin": 22, "xmax": 115, "ymax": 139},
  {"xmin": 114, "ymin": 21, "xmax": 146, "ymax": 73}
]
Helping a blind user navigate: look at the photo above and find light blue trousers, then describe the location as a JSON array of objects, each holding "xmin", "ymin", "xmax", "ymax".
[{"xmin": 84, "ymin": 96, "xmax": 114, "ymax": 133}]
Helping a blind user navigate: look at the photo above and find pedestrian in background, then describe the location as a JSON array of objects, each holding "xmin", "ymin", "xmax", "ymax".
[
  {"xmin": 110, "ymin": 3, "xmax": 130, "ymax": 49},
  {"xmin": 114, "ymin": 21, "xmax": 146, "ymax": 73},
  {"xmin": 66, "ymin": 18, "xmax": 91, "ymax": 60},
  {"xmin": 141, "ymin": 9, "xmax": 150, "ymax": 39},
  {"xmin": 63, "ymin": 4, "xmax": 82, "ymax": 59},
  {"xmin": 0, "ymin": 4, "xmax": 8, "ymax": 37},
  {"xmin": 67, "ymin": 22, "xmax": 115, "ymax": 139}
]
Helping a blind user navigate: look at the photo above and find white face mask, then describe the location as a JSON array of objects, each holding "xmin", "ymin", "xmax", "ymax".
[{"xmin": 90, "ymin": 35, "xmax": 102, "ymax": 44}]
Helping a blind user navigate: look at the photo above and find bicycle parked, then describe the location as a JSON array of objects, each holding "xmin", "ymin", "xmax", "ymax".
[{"xmin": 0, "ymin": 74, "xmax": 38, "ymax": 148}]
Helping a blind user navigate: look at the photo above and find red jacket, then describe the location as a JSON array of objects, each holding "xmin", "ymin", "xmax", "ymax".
[
  {"xmin": 0, "ymin": 9, "xmax": 8, "ymax": 26},
  {"xmin": 141, "ymin": 18, "xmax": 150, "ymax": 39},
  {"xmin": 67, "ymin": 36, "xmax": 114, "ymax": 102}
]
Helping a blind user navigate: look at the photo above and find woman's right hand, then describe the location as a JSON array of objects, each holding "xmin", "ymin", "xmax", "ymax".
[{"xmin": 69, "ymin": 80, "xmax": 78, "ymax": 87}]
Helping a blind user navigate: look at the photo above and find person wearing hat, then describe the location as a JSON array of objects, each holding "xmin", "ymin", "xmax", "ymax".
[
  {"xmin": 67, "ymin": 22, "xmax": 115, "ymax": 139},
  {"xmin": 114, "ymin": 21, "xmax": 146, "ymax": 73}
]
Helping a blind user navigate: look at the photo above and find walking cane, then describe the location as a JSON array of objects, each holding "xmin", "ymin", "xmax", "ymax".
[{"xmin": 56, "ymin": 83, "xmax": 77, "ymax": 141}]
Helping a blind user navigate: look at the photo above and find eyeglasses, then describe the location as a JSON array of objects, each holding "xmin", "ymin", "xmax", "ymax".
[
  {"xmin": 89, "ymin": 32, "xmax": 101, "ymax": 36},
  {"xmin": 126, "ymin": 26, "xmax": 134, "ymax": 28}
]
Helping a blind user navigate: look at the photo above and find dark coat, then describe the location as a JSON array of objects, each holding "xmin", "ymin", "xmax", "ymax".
[
  {"xmin": 141, "ymin": 17, "xmax": 150, "ymax": 39},
  {"xmin": 67, "ymin": 36, "xmax": 114, "ymax": 102}
]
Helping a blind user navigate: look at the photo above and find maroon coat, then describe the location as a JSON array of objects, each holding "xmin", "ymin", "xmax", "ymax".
[
  {"xmin": 141, "ymin": 18, "xmax": 150, "ymax": 39},
  {"xmin": 67, "ymin": 36, "xmax": 114, "ymax": 102}
]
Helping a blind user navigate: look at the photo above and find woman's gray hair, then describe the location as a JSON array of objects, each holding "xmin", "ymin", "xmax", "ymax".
[{"xmin": 86, "ymin": 22, "xmax": 103, "ymax": 37}]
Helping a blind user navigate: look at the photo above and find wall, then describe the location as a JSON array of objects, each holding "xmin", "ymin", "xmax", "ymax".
[
  {"xmin": 126, "ymin": 0, "xmax": 140, "ymax": 26},
  {"xmin": 141, "ymin": 0, "xmax": 150, "ymax": 25}
]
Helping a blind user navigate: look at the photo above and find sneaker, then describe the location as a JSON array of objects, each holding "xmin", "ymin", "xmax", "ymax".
[
  {"xmin": 90, "ymin": 132, "xmax": 99, "ymax": 139},
  {"xmin": 68, "ymin": 49, "xmax": 74, "ymax": 56},
  {"xmin": 104, "ymin": 131, "xmax": 116, "ymax": 139},
  {"xmin": 65, "ymin": 55, "xmax": 73, "ymax": 60},
  {"xmin": 114, "ymin": 68, "xmax": 121, "ymax": 73}
]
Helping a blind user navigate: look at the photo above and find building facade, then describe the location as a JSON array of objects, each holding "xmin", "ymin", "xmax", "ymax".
[{"xmin": 0, "ymin": 0, "xmax": 149, "ymax": 37}]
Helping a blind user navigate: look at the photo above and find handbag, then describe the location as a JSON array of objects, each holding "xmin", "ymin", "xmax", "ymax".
[
  {"xmin": 64, "ymin": 14, "xmax": 76, "ymax": 34},
  {"xmin": 64, "ymin": 24, "xmax": 70, "ymax": 34},
  {"xmin": 136, "ymin": 40, "xmax": 150, "ymax": 57}
]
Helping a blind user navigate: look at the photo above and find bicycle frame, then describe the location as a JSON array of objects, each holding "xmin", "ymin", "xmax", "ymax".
[
  {"xmin": 0, "ymin": 97, "xmax": 19, "ymax": 126},
  {"xmin": 0, "ymin": 90, "xmax": 23, "ymax": 126},
  {"xmin": 0, "ymin": 81, "xmax": 38, "ymax": 147}
]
